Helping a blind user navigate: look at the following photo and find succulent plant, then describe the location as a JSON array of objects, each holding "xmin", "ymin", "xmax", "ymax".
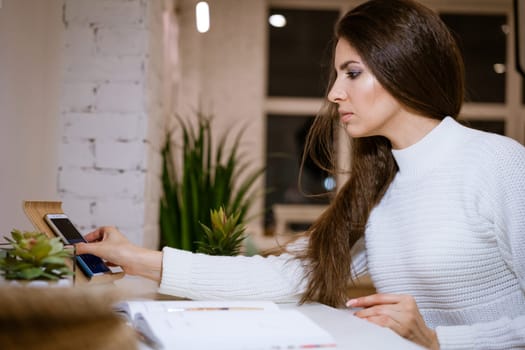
[
  {"xmin": 0, "ymin": 229, "xmax": 74, "ymax": 280},
  {"xmin": 196, "ymin": 208, "xmax": 246, "ymax": 256}
]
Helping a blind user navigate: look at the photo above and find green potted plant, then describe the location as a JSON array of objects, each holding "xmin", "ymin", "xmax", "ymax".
[
  {"xmin": 0, "ymin": 229, "xmax": 74, "ymax": 284},
  {"xmin": 197, "ymin": 207, "xmax": 246, "ymax": 256},
  {"xmin": 159, "ymin": 112, "xmax": 264, "ymax": 253}
]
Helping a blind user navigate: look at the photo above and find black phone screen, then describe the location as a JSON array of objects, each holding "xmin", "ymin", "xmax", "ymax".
[
  {"xmin": 48, "ymin": 216, "xmax": 110, "ymax": 276},
  {"xmin": 49, "ymin": 218, "xmax": 86, "ymax": 244}
]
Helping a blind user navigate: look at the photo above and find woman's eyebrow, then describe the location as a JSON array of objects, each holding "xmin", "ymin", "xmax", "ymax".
[{"xmin": 338, "ymin": 60, "xmax": 361, "ymax": 71}]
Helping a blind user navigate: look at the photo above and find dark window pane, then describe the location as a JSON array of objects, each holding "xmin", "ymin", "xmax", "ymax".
[
  {"xmin": 462, "ymin": 119, "xmax": 505, "ymax": 135},
  {"xmin": 265, "ymin": 115, "xmax": 332, "ymax": 230},
  {"xmin": 268, "ymin": 8, "xmax": 339, "ymax": 97},
  {"xmin": 441, "ymin": 14, "xmax": 507, "ymax": 103}
]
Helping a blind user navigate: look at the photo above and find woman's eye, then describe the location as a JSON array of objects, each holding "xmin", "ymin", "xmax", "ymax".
[{"xmin": 346, "ymin": 70, "xmax": 361, "ymax": 79}]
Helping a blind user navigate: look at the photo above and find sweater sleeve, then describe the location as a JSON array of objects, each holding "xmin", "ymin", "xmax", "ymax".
[
  {"xmin": 158, "ymin": 237, "xmax": 309, "ymax": 301},
  {"xmin": 436, "ymin": 137, "xmax": 525, "ymax": 350}
]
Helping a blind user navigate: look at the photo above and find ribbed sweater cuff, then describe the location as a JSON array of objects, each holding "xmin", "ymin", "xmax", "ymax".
[
  {"xmin": 436, "ymin": 325, "xmax": 475, "ymax": 350},
  {"xmin": 158, "ymin": 247, "xmax": 193, "ymax": 297}
]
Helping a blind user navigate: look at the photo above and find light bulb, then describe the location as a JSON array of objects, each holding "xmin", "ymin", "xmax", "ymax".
[
  {"xmin": 269, "ymin": 14, "xmax": 287, "ymax": 28},
  {"xmin": 196, "ymin": 2, "xmax": 210, "ymax": 33}
]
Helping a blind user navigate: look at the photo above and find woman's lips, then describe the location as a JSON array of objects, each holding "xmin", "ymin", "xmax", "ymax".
[{"xmin": 340, "ymin": 112, "xmax": 353, "ymax": 123}]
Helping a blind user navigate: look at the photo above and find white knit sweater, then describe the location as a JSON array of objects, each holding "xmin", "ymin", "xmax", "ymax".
[{"xmin": 159, "ymin": 117, "xmax": 525, "ymax": 349}]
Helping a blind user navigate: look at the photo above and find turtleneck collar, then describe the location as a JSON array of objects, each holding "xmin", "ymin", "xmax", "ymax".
[{"xmin": 391, "ymin": 117, "xmax": 465, "ymax": 179}]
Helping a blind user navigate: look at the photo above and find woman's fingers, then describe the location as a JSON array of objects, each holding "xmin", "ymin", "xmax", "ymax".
[
  {"xmin": 83, "ymin": 226, "xmax": 123, "ymax": 243},
  {"xmin": 75, "ymin": 241, "xmax": 98, "ymax": 255},
  {"xmin": 76, "ymin": 227, "xmax": 122, "ymax": 257},
  {"xmin": 82, "ymin": 228, "xmax": 106, "ymax": 242},
  {"xmin": 355, "ymin": 304, "xmax": 417, "ymax": 338},
  {"xmin": 349, "ymin": 294, "xmax": 439, "ymax": 349},
  {"xmin": 347, "ymin": 293, "xmax": 405, "ymax": 308},
  {"xmin": 361, "ymin": 314, "xmax": 403, "ymax": 332},
  {"xmin": 354, "ymin": 304, "xmax": 402, "ymax": 319}
]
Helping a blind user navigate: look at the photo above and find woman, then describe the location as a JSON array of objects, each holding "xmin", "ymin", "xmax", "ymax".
[{"xmin": 76, "ymin": 0, "xmax": 525, "ymax": 349}]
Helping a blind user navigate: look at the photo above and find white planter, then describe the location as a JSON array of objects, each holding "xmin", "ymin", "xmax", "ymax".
[{"xmin": 0, "ymin": 277, "xmax": 73, "ymax": 287}]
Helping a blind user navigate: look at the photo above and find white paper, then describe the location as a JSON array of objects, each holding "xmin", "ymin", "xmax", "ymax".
[
  {"xmin": 115, "ymin": 300, "xmax": 335, "ymax": 350},
  {"xmin": 141, "ymin": 309, "xmax": 336, "ymax": 350}
]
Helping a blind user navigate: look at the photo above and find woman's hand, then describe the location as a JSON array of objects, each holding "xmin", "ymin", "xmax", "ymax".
[
  {"xmin": 348, "ymin": 294, "xmax": 439, "ymax": 350},
  {"xmin": 75, "ymin": 226, "xmax": 163, "ymax": 282}
]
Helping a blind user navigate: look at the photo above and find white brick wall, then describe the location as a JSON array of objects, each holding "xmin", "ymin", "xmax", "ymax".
[
  {"xmin": 59, "ymin": 140, "xmax": 95, "ymax": 168},
  {"xmin": 59, "ymin": 168, "xmax": 145, "ymax": 198},
  {"xmin": 58, "ymin": 0, "xmax": 175, "ymax": 248},
  {"xmin": 64, "ymin": 0, "xmax": 145, "ymax": 28},
  {"xmin": 97, "ymin": 28, "xmax": 149, "ymax": 56},
  {"xmin": 92, "ymin": 198, "xmax": 145, "ymax": 229},
  {"xmin": 63, "ymin": 26, "xmax": 97, "ymax": 56},
  {"xmin": 61, "ymin": 82, "xmax": 98, "ymax": 113},
  {"xmin": 97, "ymin": 81, "xmax": 145, "ymax": 112},
  {"xmin": 63, "ymin": 113, "xmax": 145, "ymax": 141},
  {"xmin": 95, "ymin": 140, "xmax": 146, "ymax": 170},
  {"xmin": 64, "ymin": 56, "xmax": 144, "ymax": 82}
]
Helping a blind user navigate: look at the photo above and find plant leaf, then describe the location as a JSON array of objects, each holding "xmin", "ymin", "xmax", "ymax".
[
  {"xmin": 41, "ymin": 256, "xmax": 67, "ymax": 266},
  {"xmin": 19, "ymin": 267, "xmax": 44, "ymax": 280}
]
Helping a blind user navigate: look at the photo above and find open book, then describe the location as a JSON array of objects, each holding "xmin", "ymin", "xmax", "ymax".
[{"xmin": 114, "ymin": 300, "xmax": 336, "ymax": 349}]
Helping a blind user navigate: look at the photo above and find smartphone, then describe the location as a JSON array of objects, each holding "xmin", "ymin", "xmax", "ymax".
[{"xmin": 44, "ymin": 213, "xmax": 110, "ymax": 278}]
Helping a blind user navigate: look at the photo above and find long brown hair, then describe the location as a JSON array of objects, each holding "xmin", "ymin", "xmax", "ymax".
[{"xmin": 298, "ymin": 0, "xmax": 465, "ymax": 307}]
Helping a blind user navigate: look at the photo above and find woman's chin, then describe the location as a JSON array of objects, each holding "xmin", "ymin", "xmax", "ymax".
[{"xmin": 344, "ymin": 124, "xmax": 363, "ymax": 138}]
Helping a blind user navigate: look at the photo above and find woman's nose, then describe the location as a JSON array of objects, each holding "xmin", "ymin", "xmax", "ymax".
[{"xmin": 328, "ymin": 84, "xmax": 346, "ymax": 103}]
